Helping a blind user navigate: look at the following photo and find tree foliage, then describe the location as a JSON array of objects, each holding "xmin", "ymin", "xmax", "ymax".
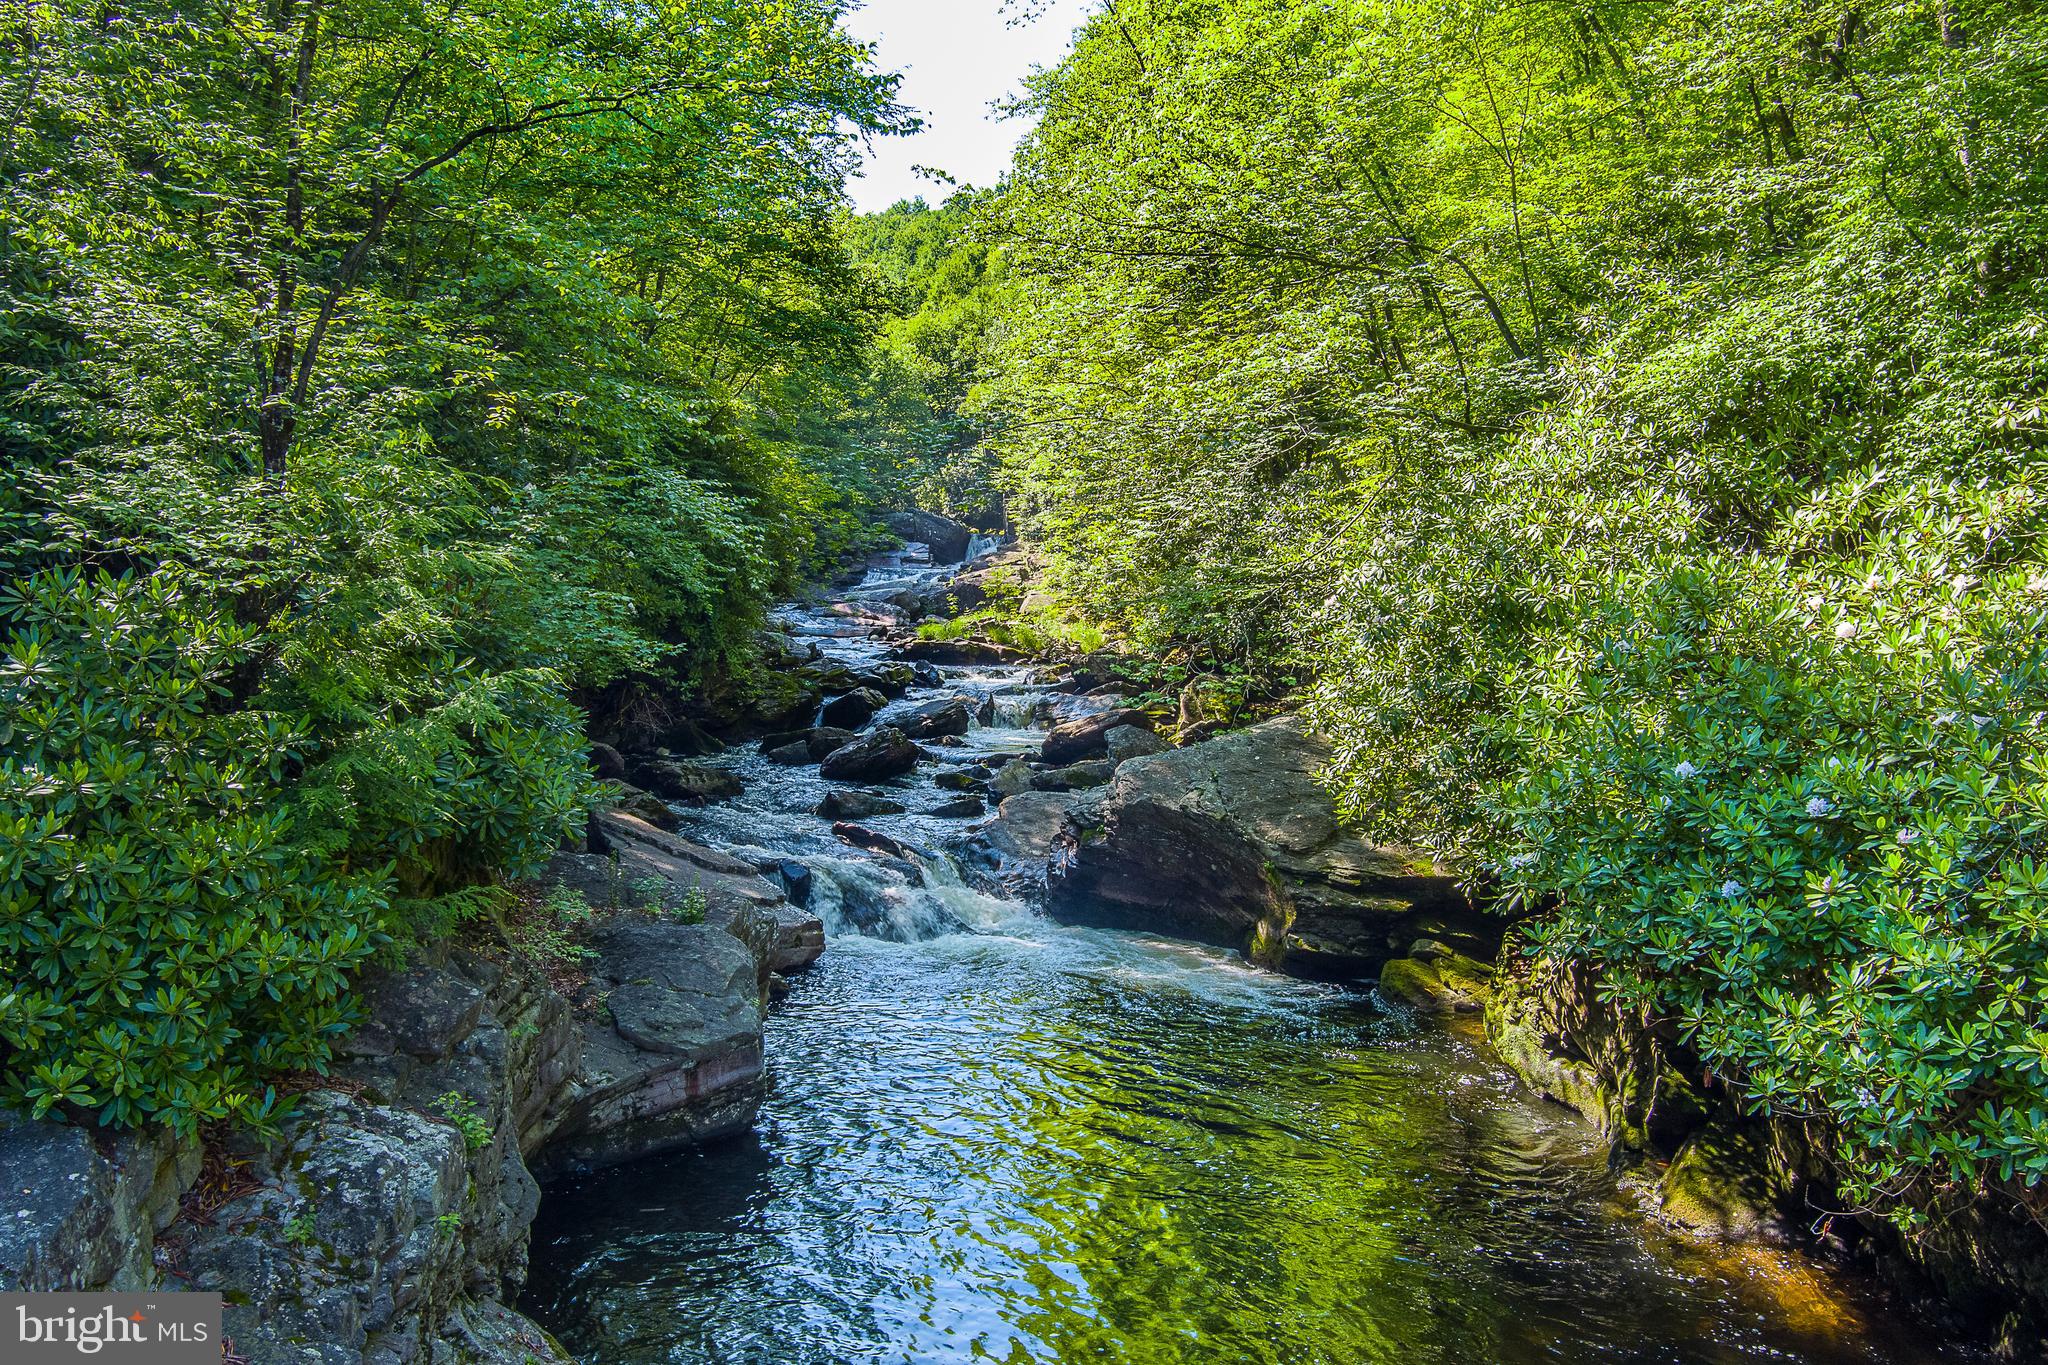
[
  {"xmin": 0, "ymin": 0, "xmax": 903, "ymax": 1130},
  {"xmin": 986, "ymin": 0, "xmax": 2048, "ymax": 1218}
]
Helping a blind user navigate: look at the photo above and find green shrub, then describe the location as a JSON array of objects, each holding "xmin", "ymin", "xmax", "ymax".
[{"xmin": 0, "ymin": 569, "xmax": 384, "ymax": 1133}]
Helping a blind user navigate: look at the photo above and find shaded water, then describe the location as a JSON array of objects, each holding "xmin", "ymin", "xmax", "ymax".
[{"xmin": 522, "ymin": 546, "xmax": 1956, "ymax": 1365}]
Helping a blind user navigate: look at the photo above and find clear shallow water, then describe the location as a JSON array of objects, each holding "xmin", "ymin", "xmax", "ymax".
[{"xmin": 522, "ymin": 546, "xmax": 1955, "ymax": 1365}]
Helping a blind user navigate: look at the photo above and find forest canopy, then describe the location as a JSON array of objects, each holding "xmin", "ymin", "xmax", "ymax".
[
  {"xmin": 0, "ymin": 0, "xmax": 914, "ymax": 1131},
  {"xmin": 980, "ymin": 0, "xmax": 2048, "ymax": 1220}
]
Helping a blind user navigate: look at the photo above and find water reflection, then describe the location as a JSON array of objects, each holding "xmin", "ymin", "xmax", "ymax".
[{"xmin": 523, "ymin": 929, "xmax": 1955, "ymax": 1365}]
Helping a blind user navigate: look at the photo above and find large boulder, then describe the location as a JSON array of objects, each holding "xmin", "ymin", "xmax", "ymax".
[
  {"xmin": 1044, "ymin": 717, "xmax": 1469, "ymax": 979},
  {"xmin": 530, "ymin": 915, "xmax": 767, "ymax": 1180},
  {"xmin": 759, "ymin": 726, "xmax": 857, "ymax": 764},
  {"xmin": 626, "ymin": 757, "xmax": 743, "ymax": 804},
  {"xmin": 1105, "ymin": 724, "xmax": 1168, "ymax": 765},
  {"xmin": 892, "ymin": 638, "xmax": 1027, "ymax": 666},
  {"xmin": 963, "ymin": 790, "xmax": 1101, "ymax": 896},
  {"xmin": 892, "ymin": 696, "xmax": 974, "ymax": 739},
  {"xmin": 819, "ymin": 725, "xmax": 920, "ymax": 782},
  {"xmin": 1041, "ymin": 707, "xmax": 1150, "ymax": 765},
  {"xmin": 819, "ymin": 687, "xmax": 888, "ymax": 730},
  {"xmin": 1032, "ymin": 759, "xmax": 1115, "ymax": 792},
  {"xmin": 0, "ymin": 1121, "xmax": 197, "ymax": 1293},
  {"xmin": 816, "ymin": 789, "xmax": 907, "ymax": 820},
  {"xmin": 882, "ymin": 509, "xmax": 973, "ymax": 563}
]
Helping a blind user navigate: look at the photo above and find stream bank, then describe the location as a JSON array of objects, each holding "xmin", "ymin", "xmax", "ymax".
[{"xmin": 0, "ymin": 518, "xmax": 2023, "ymax": 1363}]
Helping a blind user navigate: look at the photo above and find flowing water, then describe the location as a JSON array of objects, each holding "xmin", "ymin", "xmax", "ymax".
[{"xmin": 522, "ymin": 546, "xmax": 1960, "ymax": 1365}]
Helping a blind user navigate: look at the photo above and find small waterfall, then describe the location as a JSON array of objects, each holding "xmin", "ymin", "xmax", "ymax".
[
  {"xmin": 966, "ymin": 533, "xmax": 1003, "ymax": 561},
  {"xmin": 986, "ymin": 691, "xmax": 1046, "ymax": 729},
  {"xmin": 805, "ymin": 856, "xmax": 972, "ymax": 942}
]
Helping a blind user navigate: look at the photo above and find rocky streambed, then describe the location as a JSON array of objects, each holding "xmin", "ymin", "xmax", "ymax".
[{"xmin": 0, "ymin": 524, "xmax": 2014, "ymax": 1364}]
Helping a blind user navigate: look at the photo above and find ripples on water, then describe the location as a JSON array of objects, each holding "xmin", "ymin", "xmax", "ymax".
[
  {"xmin": 523, "ymin": 924, "xmax": 1952, "ymax": 1365},
  {"xmin": 523, "ymin": 548, "xmax": 1955, "ymax": 1365}
]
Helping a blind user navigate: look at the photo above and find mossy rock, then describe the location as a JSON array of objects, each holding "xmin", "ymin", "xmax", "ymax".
[
  {"xmin": 1378, "ymin": 949, "xmax": 1493, "ymax": 1014},
  {"xmin": 1659, "ymin": 1128, "xmax": 1779, "ymax": 1239}
]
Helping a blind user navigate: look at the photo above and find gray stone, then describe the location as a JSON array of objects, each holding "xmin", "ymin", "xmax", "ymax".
[
  {"xmin": 1041, "ymin": 708, "xmax": 1150, "ymax": 765},
  {"xmin": 1045, "ymin": 717, "xmax": 1466, "ymax": 978},
  {"xmin": 819, "ymin": 726, "xmax": 920, "ymax": 782},
  {"xmin": 626, "ymin": 757, "xmax": 743, "ymax": 805},
  {"xmin": 816, "ymin": 789, "xmax": 907, "ymax": 820},
  {"xmin": 892, "ymin": 696, "xmax": 974, "ymax": 739},
  {"xmin": 1031, "ymin": 759, "xmax": 1115, "ymax": 793},
  {"xmin": 819, "ymin": 687, "xmax": 889, "ymax": 730},
  {"xmin": 0, "ymin": 1121, "xmax": 197, "ymax": 1293},
  {"xmin": 1104, "ymin": 724, "xmax": 1168, "ymax": 765},
  {"xmin": 989, "ymin": 758, "xmax": 1036, "ymax": 799}
]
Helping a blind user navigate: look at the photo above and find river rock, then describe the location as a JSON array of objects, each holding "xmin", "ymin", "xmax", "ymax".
[
  {"xmin": 893, "ymin": 696, "xmax": 974, "ymax": 739},
  {"xmin": 533, "ymin": 918, "xmax": 768, "ymax": 1180},
  {"xmin": 1041, "ymin": 708, "xmax": 1150, "ymax": 765},
  {"xmin": 766, "ymin": 740, "xmax": 812, "ymax": 766},
  {"xmin": 963, "ymin": 790, "xmax": 1100, "ymax": 896},
  {"xmin": 627, "ymin": 757, "xmax": 744, "ymax": 805},
  {"xmin": 1105, "ymin": 724, "xmax": 1168, "ymax": 765},
  {"xmin": 819, "ymin": 687, "xmax": 889, "ymax": 729},
  {"xmin": 1032, "ymin": 759, "xmax": 1115, "ymax": 793},
  {"xmin": 989, "ymin": 758, "xmax": 1036, "ymax": 798},
  {"xmin": 930, "ymin": 795, "xmax": 986, "ymax": 818},
  {"xmin": 1044, "ymin": 717, "xmax": 1467, "ymax": 978},
  {"xmin": 589, "ymin": 742, "xmax": 628, "ymax": 782},
  {"xmin": 867, "ymin": 662, "xmax": 918, "ymax": 695},
  {"xmin": 893, "ymin": 638, "xmax": 1027, "ymax": 666},
  {"xmin": 612, "ymin": 784, "xmax": 683, "ymax": 831},
  {"xmin": 1657, "ymin": 1129, "xmax": 1781, "ymax": 1239},
  {"xmin": 1377, "ymin": 943, "xmax": 1495, "ymax": 1014},
  {"xmin": 934, "ymin": 766, "xmax": 987, "ymax": 792},
  {"xmin": 833, "ymin": 822, "xmax": 923, "ymax": 862},
  {"xmin": 883, "ymin": 509, "xmax": 973, "ymax": 563},
  {"xmin": 819, "ymin": 726, "xmax": 920, "ymax": 782},
  {"xmin": 816, "ymin": 789, "xmax": 907, "ymax": 820}
]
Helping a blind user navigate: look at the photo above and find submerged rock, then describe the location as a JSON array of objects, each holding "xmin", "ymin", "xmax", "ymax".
[{"xmin": 1044, "ymin": 717, "xmax": 1470, "ymax": 978}]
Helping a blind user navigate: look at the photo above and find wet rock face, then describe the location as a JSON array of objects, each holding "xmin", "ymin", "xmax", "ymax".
[
  {"xmin": 1044, "ymin": 717, "xmax": 1467, "ymax": 978},
  {"xmin": 819, "ymin": 726, "xmax": 920, "ymax": 783},
  {"xmin": 1041, "ymin": 708, "xmax": 1150, "ymax": 765},
  {"xmin": 892, "ymin": 696, "xmax": 974, "ymax": 740},
  {"xmin": 819, "ymin": 687, "xmax": 888, "ymax": 730},
  {"xmin": 536, "ymin": 922, "xmax": 767, "ymax": 1181},
  {"xmin": 882, "ymin": 510, "xmax": 973, "ymax": 564}
]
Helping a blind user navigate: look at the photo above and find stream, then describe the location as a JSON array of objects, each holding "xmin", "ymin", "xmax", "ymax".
[{"xmin": 521, "ymin": 545, "xmax": 1959, "ymax": 1365}]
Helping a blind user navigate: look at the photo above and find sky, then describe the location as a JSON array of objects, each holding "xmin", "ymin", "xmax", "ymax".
[{"xmin": 841, "ymin": 0, "xmax": 1099, "ymax": 213}]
